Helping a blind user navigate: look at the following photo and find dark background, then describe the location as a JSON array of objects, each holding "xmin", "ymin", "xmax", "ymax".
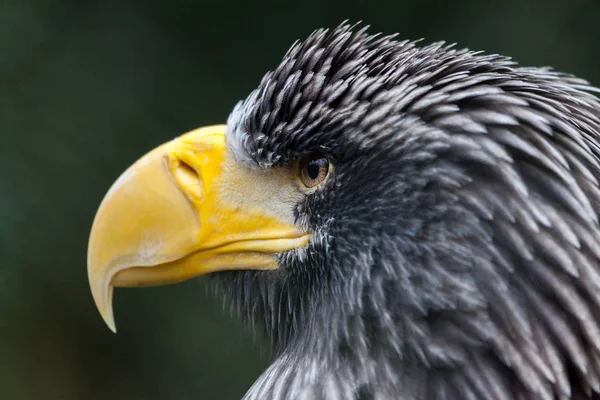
[{"xmin": 1, "ymin": 0, "xmax": 599, "ymax": 399}]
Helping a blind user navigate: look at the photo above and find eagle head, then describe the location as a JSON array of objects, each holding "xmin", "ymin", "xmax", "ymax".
[{"xmin": 88, "ymin": 24, "xmax": 600, "ymax": 400}]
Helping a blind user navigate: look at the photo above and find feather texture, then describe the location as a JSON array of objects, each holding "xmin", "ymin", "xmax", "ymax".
[{"xmin": 217, "ymin": 23, "xmax": 600, "ymax": 399}]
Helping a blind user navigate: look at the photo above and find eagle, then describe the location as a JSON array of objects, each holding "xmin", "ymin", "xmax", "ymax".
[{"xmin": 87, "ymin": 24, "xmax": 600, "ymax": 399}]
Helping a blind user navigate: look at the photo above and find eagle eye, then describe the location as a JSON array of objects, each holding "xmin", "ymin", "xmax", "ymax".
[{"xmin": 298, "ymin": 153, "xmax": 330, "ymax": 189}]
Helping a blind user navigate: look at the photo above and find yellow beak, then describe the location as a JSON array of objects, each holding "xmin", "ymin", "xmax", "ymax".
[{"xmin": 88, "ymin": 125, "xmax": 309, "ymax": 332}]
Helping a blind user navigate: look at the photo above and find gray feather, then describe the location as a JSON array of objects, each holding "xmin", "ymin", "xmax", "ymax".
[{"xmin": 217, "ymin": 23, "xmax": 600, "ymax": 400}]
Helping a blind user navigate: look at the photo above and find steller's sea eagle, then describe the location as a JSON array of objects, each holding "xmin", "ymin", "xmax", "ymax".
[{"xmin": 88, "ymin": 24, "xmax": 600, "ymax": 400}]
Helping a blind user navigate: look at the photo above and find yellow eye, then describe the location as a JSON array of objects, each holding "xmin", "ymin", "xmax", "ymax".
[{"xmin": 298, "ymin": 153, "xmax": 330, "ymax": 189}]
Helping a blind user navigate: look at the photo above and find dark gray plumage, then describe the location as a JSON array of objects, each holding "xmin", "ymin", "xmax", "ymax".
[{"xmin": 216, "ymin": 23, "xmax": 600, "ymax": 400}]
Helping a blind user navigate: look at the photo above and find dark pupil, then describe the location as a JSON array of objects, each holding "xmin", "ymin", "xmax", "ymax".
[{"xmin": 307, "ymin": 160, "xmax": 322, "ymax": 180}]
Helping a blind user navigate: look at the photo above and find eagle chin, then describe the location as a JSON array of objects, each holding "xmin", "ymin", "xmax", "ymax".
[{"xmin": 88, "ymin": 24, "xmax": 600, "ymax": 400}]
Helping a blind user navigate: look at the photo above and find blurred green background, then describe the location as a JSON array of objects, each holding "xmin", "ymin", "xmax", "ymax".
[{"xmin": 1, "ymin": 0, "xmax": 599, "ymax": 399}]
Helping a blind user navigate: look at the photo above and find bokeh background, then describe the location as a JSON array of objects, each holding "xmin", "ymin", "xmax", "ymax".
[{"xmin": 1, "ymin": 0, "xmax": 600, "ymax": 398}]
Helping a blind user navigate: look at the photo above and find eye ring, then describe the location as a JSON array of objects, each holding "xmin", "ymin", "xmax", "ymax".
[{"xmin": 297, "ymin": 153, "xmax": 331, "ymax": 189}]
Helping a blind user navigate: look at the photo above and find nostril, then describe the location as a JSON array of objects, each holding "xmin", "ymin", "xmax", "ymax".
[
  {"xmin": 172, "ymin": 160, "xmax": 203, "ymax": 202},
  {"xmin": 177, "ymin": 160, "xmax": 197, "ymax": 181}
]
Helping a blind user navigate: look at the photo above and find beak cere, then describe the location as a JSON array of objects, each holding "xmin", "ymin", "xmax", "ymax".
[{"xmin": 87, "ymin": 125, "xmax": 309, "ymax": 332}]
